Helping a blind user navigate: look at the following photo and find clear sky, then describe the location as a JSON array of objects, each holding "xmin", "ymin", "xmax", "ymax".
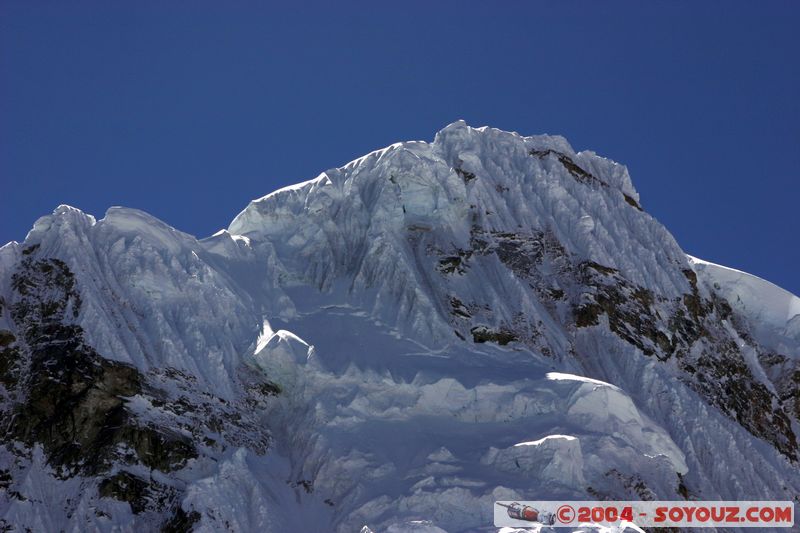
[{"xmin": 1, "ymin": 1, "xmax": 798, "ymax": 294}]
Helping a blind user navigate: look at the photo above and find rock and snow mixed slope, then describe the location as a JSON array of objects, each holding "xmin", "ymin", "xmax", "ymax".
[{"xmin": 0, "ymin": 121, "xmax": 798, "ymax": 532}]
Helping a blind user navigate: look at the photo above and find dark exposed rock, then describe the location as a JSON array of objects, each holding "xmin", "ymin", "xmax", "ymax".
[
  {"xmin": 259, "ymin": 380, "xmax": 282, "ymax": 396},
  {"xmin": 98, "ymin": 471, "xmax": 155, "ymax": 514},
  {"xmin": 586, "ymin": 469, "xmax": 659, "ymax": 502},
  {"xmin": 249, "ymin": 380, "xmax": 282, "ymax": 397},
  {"xmin": 623, "ymin": 193, "xmax": 643, "ymax": 211},
  {"xmin": 470, "ymin": 228, "xmax": 570, "ymax": 285},
  {"xmin": 573, "ymin": 261, "xmax": 671, "ymax": 358},
  {"xmin": 21, "ymin": 243, "xmax": 39, "ymax": 256},
  {"xmin": 691, "ymin": 342, "xmax": 797, "ymax": 461},
  {"xmin": 5, "ymin": 323, "xmax": 195, "ymax": 476},
  {"xmin": 0, "ymin": 331, "xmax": 14, "ymax": 346},
  {"xmin": 161, "ymin": 507, "xmax": 201, "ymax": 533},
  {"xmin": 470, "ymin": 325, "xmax": 517, "ymax": 345},
  {"xmin": 148, "ymin": 366, "xmax": 272, "ymax": 455},
  {"xmin": 677, "ymin": 473, "xmax": 689, "ymax": 499},
  {"xmin": 547, "ymin": 288, "xmax": 565, "ymax": 300},
  {"xmin": 453, "ymin": 221, "xmax": 798, "ymax": 462},
  {"xmin": 0, "ymin": 330, "xmax": 20, "ymax": 388},
  {"xmin": 449, "ymin": 297, "xmax": 471, "ymax": 319},
  {"xmin": 292, "ymin": 479, "xmax": 314, "ymax": 493},
  {"xmin": 760, "ymin": 352, "xmax": 800, "ymax": 421},
  {"xmin": 571, "ymin": 260, "xmax": 798, "ymax": 460},
  {"xmin": 438, "ymin": 255, "xmax": 468, "ymax": 275},
  {"xmin": 454, "ymin": 167, "xmax": 476, "ymax": 184},
  {"xmin": 583, "ymin": 261, "xmax": 617, "ymax": 276},
  {"xmin": 99, "ymin": 471, "xmax": 194, "ymax": 530},
  {"xmin": 529, "ymin": 148, "xmax": 608, "ymax": 188},
  {"xmin": 605, "ymin": 469, "xmax": 657, "ymax": 501},
  {"xmin": 3, "ymin": 256, "xmax": 198, "ymax": 478},
  {"xmin": 556, "ymin": 153, "xmax": 605, "ymax": 187},
  {"xmin": 0, "ymin": 469, "xmax": 11, "ymax": 489}
]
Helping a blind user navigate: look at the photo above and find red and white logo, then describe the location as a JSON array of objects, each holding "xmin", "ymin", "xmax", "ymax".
[{"xmin": 494, "ymin": 501, "xmax": 795, "ymax": 528}]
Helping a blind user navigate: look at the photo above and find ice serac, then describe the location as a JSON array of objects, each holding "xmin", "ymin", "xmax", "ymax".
[
  {"xmin": 1, "ymin": 121, "xmax": 799, "ymax": 532},
  {"xmin": 229, "ymin": 121, "xmax": 690, "ymax": 345}
]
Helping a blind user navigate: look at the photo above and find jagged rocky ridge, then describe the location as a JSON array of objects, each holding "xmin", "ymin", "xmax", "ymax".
[{"xmin": 0, "ymin": 121, "xmax": 798, "ymax": 532}]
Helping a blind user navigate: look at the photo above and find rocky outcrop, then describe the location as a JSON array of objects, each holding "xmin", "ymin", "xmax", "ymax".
[
  {"xmin": 3, "ymin": 251, "xmax": 196, "ymax": 472},
  {"xmin": 433, "ymin": 219, "xmax": 798, "ymax": 462},
  {"xmin": 0, "ymin": 251, "xmax": 200, "ymax": 525},
  {"xmin": 0, "ymin": 248, "xmax": 275, "ymax": 528}
]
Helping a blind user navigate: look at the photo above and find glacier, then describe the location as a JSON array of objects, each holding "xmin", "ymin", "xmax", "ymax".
[{"xmin": 0, "ymin": 121, "xmax": 797, "ymax": 532}]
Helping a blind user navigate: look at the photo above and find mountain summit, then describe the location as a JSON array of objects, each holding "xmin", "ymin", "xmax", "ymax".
[{"xmin": 1, "ymin": 122, "xmax": 798, "ymax": 532}]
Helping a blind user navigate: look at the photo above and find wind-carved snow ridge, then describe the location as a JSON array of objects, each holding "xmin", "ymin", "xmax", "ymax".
[
  {"xmin": 688, "ymin": 255, "xmax": 800, "ymax": 345},
  {"xmin": 231, "ymin": 122, "xmax": 691, "ymax": 341},
  {"xmin": 13, "ymin": 205, "xmax": 266, "ymax": 398},
  {"xmin": 1, "ymin": 121, "xmax": 799, "ymax": 532}
]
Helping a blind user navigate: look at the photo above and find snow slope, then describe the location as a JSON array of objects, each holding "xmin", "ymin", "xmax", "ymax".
[
  {"xmin": 1, "ymin": 122, "xmax": 798, "ymax": 532},
  {"xmin": 689, "ymin": 255, "xmax": 800, "ymax": 349}
]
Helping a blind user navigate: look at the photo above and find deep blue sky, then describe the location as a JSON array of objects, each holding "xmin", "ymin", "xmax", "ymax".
[{"xmin": 1, "ymin": 1, "xmax": 798, "ymax": 294}]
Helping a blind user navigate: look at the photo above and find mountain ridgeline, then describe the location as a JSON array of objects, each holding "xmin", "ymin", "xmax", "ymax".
[{"xmin": 1, "ymin": 122, "xmax": 798, "ymax": 532}]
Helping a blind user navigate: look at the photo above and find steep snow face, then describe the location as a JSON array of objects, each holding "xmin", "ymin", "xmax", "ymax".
[
  {"xmin": 224, "ymin": 122, "xmax": 799, "ymax": 531},
  {"xmin": 6, "ymin": 205, "xmax": 271, "ymax": 398},
  {"xmin": 0, "ymin": 207, "xmax": 288, "ymax": 532},
  {"xmin": 229, "ymin": 121, "xmax": 691, "ymax": 344},
  {"xmin": 1, "ymin": 122, "xmax": 799, "ymax": 533},
  {"xmin": 689, "ymin": 255, "xmax": 800, "ymax": 347},
  {"xmin": 687, "ymin": 255, "xmax": 800, "ymax": 471},
  {"xmin": 251, "ymin": 306, "xmax": 691, "ymax": 533}
]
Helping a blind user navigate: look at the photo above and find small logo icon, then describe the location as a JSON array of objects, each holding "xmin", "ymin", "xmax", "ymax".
[{"xmin": 496, "ymin": 502, "xmax": 556, "ymax": 525}]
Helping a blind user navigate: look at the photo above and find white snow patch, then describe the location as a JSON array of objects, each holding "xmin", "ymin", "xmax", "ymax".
[
  {"xmin": 546, "ymin": 372, "xmax": 619, "ymax": 390},
  {"xmin": 514, "ymin": 435, "xmax": 577, "ymax": 447},
  {"xmin": 689, "ymin": 254, "xmax": 800, "ymax": 328}
]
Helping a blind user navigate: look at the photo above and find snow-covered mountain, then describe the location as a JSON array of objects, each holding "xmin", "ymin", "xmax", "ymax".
[{"xmin": 0, "ymin": 121, "xmax": 797, "ymax": 532}]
